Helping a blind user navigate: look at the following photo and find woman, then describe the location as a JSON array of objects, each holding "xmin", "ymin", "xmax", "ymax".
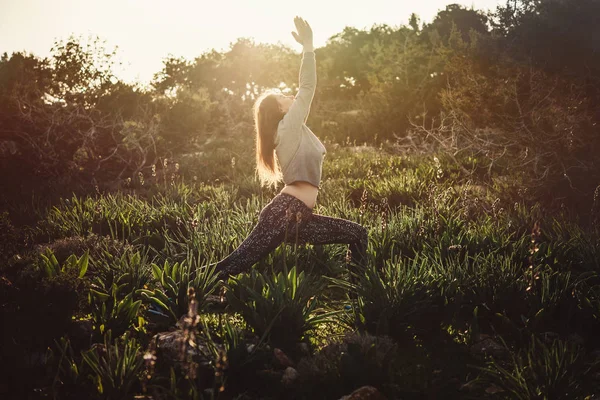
[{"xmin": 213, "ymin": 16, "xmax": 368, "ymax": 279}]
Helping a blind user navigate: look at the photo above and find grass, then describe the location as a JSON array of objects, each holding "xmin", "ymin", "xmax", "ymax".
[{"xmin": 1, "ymin": 144, "xmax": 600, "ymax": 399}]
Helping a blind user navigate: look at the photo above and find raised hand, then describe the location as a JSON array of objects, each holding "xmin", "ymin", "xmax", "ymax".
[{"xmin": 291, "ymin": 16, "xmax": 313, "ymax": 49}]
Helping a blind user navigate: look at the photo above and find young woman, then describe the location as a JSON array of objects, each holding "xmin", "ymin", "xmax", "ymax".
[{"xmin": 213, "ymin": 16, "xmax": 368, "ymax": 279}]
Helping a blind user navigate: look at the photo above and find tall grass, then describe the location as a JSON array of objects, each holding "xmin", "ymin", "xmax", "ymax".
[{"xmin": 5, "ymin": 148, "xmax": 600, "ymax": 399}]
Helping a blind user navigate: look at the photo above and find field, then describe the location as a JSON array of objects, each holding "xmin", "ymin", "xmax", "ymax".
[{"xmin": 2, "ymin": 142, "xmax": 599, "ymax": 399}]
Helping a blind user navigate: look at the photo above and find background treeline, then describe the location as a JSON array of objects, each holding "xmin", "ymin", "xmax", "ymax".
[{"xmin": 1, "ymin": 0, "xmax": 599, "ymax": 214}]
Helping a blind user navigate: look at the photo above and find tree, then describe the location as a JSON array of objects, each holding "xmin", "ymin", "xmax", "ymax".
[{"xmin": 421, "ymin": 4, "xmax": 489, "ymax": 45}]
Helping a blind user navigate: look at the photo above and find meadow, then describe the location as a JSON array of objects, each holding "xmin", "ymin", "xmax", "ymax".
[{"xmin": 2, "ymin": 139, "xmax": 599, "ymax": 399}]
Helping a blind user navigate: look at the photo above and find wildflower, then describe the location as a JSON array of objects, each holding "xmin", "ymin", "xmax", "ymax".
[
  {"xmin": 143, "ymin": 347, "xmax": 157, "ymax": 381},
  {"xmin": 163, "ymin": 158, "xmax": 168, "ymax": 168},
  {"xmin": 380, "ymin": 198, "xmax": 388, "ymax": 232},
  {"xmin": 151, "ymin": 164, "xmax": 156, "ymax": 177},
  {"xmin": 381, "ymin": 210, "xmax": 387, "ymax": 232},
  {"xmin": 231, "ymin": 157, "xmax": 236, "ymax": 169},
  {"xmin": 138, "ymin": 171, "xmax": 145, "ymax": 186},
  {"xmin": 359, "ymin": 189, "xmax": 368, "ymax": 216},
  {"xmin": 526, "ymin": 221, "xmax": 542, "ymax": 291},
  {"xmin": 433, "ymin": 156, "xmax": 443, "ymax": 179},
  {"xmin": 219, "ymin": 286, "xmax": 227, "ymax": 303},
  {"xmin": 143, "ymin": 351, "xmax": 156, "ymax": 364}
]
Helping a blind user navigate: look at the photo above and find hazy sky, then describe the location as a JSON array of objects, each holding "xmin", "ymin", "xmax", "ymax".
[{"xmin": 1, "ymin": 0, "xmax": 505, "ymax": 85}]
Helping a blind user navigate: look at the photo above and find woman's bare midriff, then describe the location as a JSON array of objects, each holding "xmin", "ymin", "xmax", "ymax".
[{"xmin": 280, "ymin": 181, "xmax": 319, "ymax": 209}]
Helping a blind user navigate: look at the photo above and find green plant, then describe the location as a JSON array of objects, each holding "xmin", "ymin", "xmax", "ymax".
[
  {"xmin": 40, "ymin": 247, "xmax": 89, "ymax": 279},
  {"xmin": 81, "ymin": 330, "xmax": 144, "ymax": 399},
  {"xmin": 225, "ymin": 267, "xmax": 338, "ymax": 352},
  {"xmin": 475, "ymin": 334, "xmax": 600, "ymax": 399},
  {"xmin": 330, "ymin": 255, "xmax": 445, "ymax": 340},
  {"xmin": 88, "ymin": 275, "xmax": 143, "ymax": 339},
  {"xmin": 136, "ymin": 251, "xmax": 220, "ymax": 325},
  {"xmin": 50, "ymin": 336, "xmax": 90, "ymax": 397}
]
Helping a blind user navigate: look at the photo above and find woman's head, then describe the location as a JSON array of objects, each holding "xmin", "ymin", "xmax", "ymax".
[
  {"xmin": 253, "ymin": 90, "xmax": 292, "ymax": 188},
  {"xmin": 276, "ymin": 92, "xmax": 294, "ymax": 113}
]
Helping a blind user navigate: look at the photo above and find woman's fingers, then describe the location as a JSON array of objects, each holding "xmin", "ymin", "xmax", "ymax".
[
  {"xmin": 300, "ymin": 19, "xmax": 308, "ymax": 31},
  {"xmin": 304, "ymin": 20, "xmax": 312, "ymax": 32},
  {"xmin": 291, "ymin": 31, "xmax": 302, "ymax": 44},
  {"xmin": 293, "ymin": 16, "xmax": 312, "ymax": 43}
]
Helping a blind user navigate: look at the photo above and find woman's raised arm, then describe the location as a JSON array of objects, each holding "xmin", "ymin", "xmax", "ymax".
[{"xmin": 282, "ymin": 17, "xmax": 316, "ymax": 127}]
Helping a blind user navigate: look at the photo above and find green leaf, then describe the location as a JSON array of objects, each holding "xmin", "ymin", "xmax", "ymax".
[
  {"xmin": 43, "ymin": 262, "xmax": 54, "ymax": 278},
  {"xmin": 78, "ymin": 251, "xmax": 89, "ymax": 278},
  {"xmin": 135, "ymin": 289, "xmax": 154, "ymax": 298},
  {"xmin": 171, "ymin": 262, "xmax": 180, "ymax": 281},
  {"xmin": 90, "ymin": 289, "xmax": 110, "ymax": 302},
  {"xmin": 151, "ymin": 263, "xmax": 162, "ymax": 282}
]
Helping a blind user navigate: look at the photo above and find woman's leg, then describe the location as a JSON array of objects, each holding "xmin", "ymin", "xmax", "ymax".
[
  {"xmin": 289, "ymin": 213, "xmax": 368, "ymax": 304},
  {"xmin": 291, "ymin": 213, "xmax": 369, "ymax": 270},
  {"xmin": 212, "ymin": 193, "xmax": 313, "ymax": 279}
]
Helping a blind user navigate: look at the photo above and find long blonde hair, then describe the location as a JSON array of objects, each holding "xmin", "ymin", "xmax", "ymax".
[{"xmin": 253, "ymin": 90, "xmax": 285, "ymax": 188}]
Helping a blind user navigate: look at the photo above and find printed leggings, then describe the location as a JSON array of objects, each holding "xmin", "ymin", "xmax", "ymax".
[{"xmin": 212, "ymin": 192, "xmax": 368, "ymax": 278}]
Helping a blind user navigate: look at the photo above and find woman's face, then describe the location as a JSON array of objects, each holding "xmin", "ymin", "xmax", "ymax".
[{"xmin": 276, "ymin": 93, "xmax": 294, "ymax": 114}]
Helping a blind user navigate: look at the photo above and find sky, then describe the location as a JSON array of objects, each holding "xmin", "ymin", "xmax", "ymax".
[{"xmin": 0, "ymin": 0, "xmax": 505, "ymax": 86}]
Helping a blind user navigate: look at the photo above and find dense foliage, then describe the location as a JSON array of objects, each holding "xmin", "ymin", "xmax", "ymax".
[
  {"xmin": 2, "ymin": 146, "xmax": 600, "ymax": 398},
  {"xmin": 2, "ymin": 1, "xmax": 600, "ymax": 399}
]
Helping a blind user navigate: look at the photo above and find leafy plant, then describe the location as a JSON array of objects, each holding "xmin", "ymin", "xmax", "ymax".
[
  {"xmin": 40, "ymin": 247, "xmax": 89, "ymax": 279},
  {"xmin": 81, "ymin": 330, "xmax": 144, "ymax": 399},
  {"xmin": 49, "ymin": 336, "xmax": 91, "ymax": 397},
  {"xmin": 136, "ymin": 251, "xmax": 220, "ymax": 325},
  {"xmin": 475, "ymin": 334, "xmax": 600, "ymax": 399},
  {"xmin": 88, "ymin": 275, "xmax": 143, "ymax": 340},
  {"xmin": 225, "ymin": 267, "xmax": 338, "ymax": 351},
  {"xmin": 330, "ymin": 255, "xmax": 445, "ymax": 340}
]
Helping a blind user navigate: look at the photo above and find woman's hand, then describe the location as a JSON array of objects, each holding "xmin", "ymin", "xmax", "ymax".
[{"xmin": 291, "ymin": 16, "xmax": 313, "ymax": 50}]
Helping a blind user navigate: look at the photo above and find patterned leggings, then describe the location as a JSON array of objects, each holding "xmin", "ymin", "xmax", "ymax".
[{"xmin": 213, "ymin": 192, "xmax": 368, "ymax": 278}]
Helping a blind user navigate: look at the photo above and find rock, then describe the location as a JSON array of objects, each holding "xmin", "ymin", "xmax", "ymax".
[
  {"xmin": 469, "ymin": 335, "xmax": 507, "ymax": 359},
  {"xmin": 152, "ymin": 330, "xmax": 217, "ymax": 372},
  {"xmin": 274, "ymin": 348, "xmax": 295, "ymax": 368},
  {"xmin": 281, "ymin": 367, "xmax": 299, "ymax": 386},
  {"xmin": 256, "ymin": 369, "xmax": 283, "ymax": 381},
  {"xmin": 297, "ymin": 342, "xmax": 310, "ymax": 355},
  {"xmin": 339, "ymin": 386, "xmax": 387, "ymax": 400},
  {"xmin": 485, "ymin": 384, "xmax": 505, "ymax": 394},
  {"xmin": 205, "ymin": 294, "xmax": 228, "ymax": 311}
]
